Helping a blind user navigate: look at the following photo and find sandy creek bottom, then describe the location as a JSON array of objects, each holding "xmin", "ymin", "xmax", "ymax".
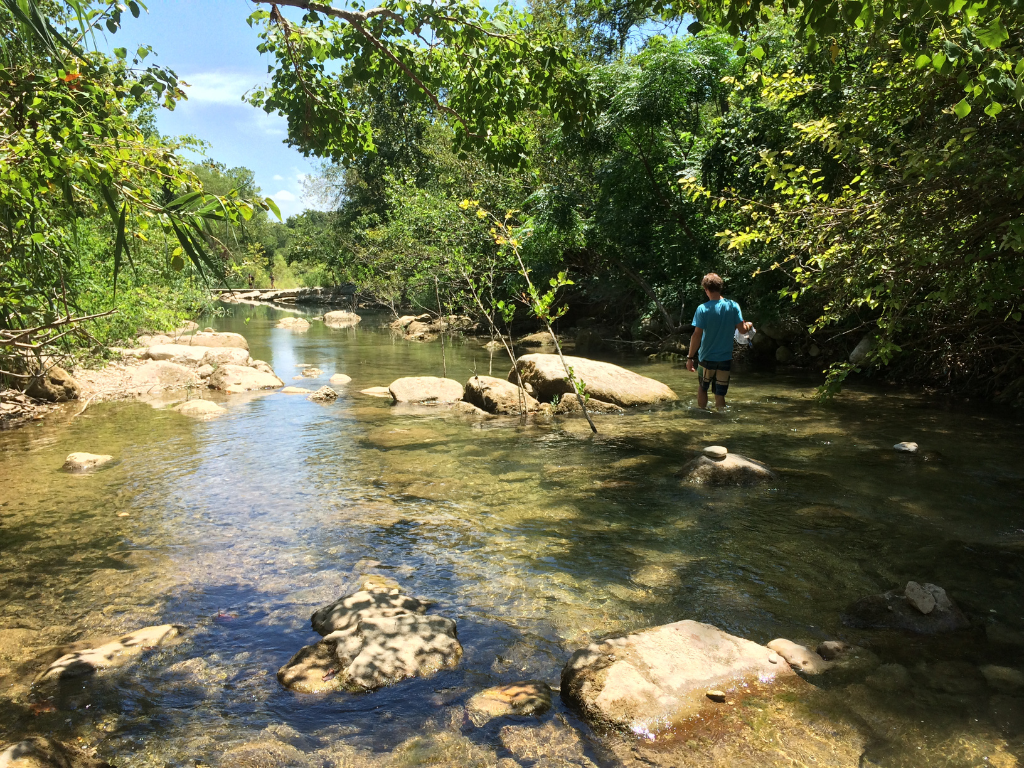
[{"xmin": 1, "ymin": 305, "xmax": 1022, "ymax": 767}]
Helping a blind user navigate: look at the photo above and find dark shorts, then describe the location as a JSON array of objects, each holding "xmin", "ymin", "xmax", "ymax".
[{"xmin": 697, "ymin": 359, "xmax": 731, "ymax": 397}]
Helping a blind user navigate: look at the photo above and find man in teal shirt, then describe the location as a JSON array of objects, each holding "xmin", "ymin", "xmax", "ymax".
[{"xmin": 685, "ymin": 273, "xmax": 753, "ymax": 410}]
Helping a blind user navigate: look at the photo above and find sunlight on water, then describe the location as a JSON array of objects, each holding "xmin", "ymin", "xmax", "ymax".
[{"xmin": 1, "ymin": 304, "xmax": 1022, "ymax": 767}]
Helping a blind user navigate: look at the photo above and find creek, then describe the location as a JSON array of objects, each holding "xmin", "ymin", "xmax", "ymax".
[{"xmin": 1, "ymin": 304, "xmax": 1022, "ymax": 767}]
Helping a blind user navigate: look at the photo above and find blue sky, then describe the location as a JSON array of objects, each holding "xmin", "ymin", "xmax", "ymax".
[{"xmin": 105, "ymin": 0, "xmax": 319, "ymax": 219}]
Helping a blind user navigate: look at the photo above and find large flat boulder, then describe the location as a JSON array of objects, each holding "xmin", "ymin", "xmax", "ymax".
[
  {"xmin": 0, "ymin": 737, "xmax": 111, "ymax": 768},
  {"xmin": 62, "ymin": 453, "xmax": 114, "ymax": 472},
  {"xmin": 464, "ymin": 375, "xmax": 541, "ymax": 414},
  {"xmin": 147, "ymin": 344, "xmax": 251, "ymax": 368},
  {"xmin": 278, "ymin": 588, "xmax": 461, "ymax": 693},
  {"xmin": 678, "ymin": 448, "xmax": 776, "ymax": 485},
  {"xmin": 511, "ymin": 354, "xmax": 676, "ymax": 408},
  {"xmin": 208, "ymin": 365, "xmax": 283, "ymax": 392},
  {"xmin": 188, "ymin": 331, "xmax": 249, "ymax": 350},
  {"xmin": 388, "ymin": 376, "xmax": 464, "ymax": 403},
  {"xmin": 561, "ymin": 620, "xmax": 797, "ymax": 735},
  {"xmin": 323, "ymin": 310, "xmax": 361, "ymax": 327},
  {"xmin": 130, "ymin": 360, "xmax": 199, "ymax": 390}
]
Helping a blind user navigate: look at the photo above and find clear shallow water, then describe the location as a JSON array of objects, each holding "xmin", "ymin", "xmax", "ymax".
[{"xmin": 1, "ymin": 304, "xmax": 1023, "ymax": 767}]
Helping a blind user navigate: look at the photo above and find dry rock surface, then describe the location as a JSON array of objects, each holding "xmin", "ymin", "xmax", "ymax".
[
  {"xmin": 278, "ymin": 587, "xmax": 462, "ymax": 693},
  {"xmin": 464, "ymin": 375, "xmax": 541, "ymax": 414},
  {"xmin": 388, "ymin": 376, "xmax": 464, "ymax": 404},
  {"xmin": 512, "ymin": 354, "xmax": 676, "ymax": 408},
  {"xmin": 766, "ymin": 639, "xmax": 832, "ymax": 674},
  {"xmin": 678, "ymin": 447, "xmax": 776, "ymax": 485},
  {"xmin": 553, "ymin": 393, "xmax": 623, "ymax": 415},
  {"xmin": 308, "ymin": 386, "xmax": 338, "ymax": 403},
  {"xmin": 0, "ymin": 737, "xmax": 110, "ymax": 768},
  {"xmin": 62, "ymin": 452, "xmax": 114, "ymax": 472},
  {"xmin": 560, "ymin": 619, "xmax": 798, "ymax": 734},
  {"xmin": 188, "ymin": 331, "xmax": 248, "ymax": 350},
  {"xmin": 129, "ymin": 360, "xmax": 199, "ymax": 392},
  {"xmin": 208, "ymin": 365, "xmax": 284, "ymax": 393},
  {"xmin": 36, "ymin": 624, "xmax": 181, "ymax": 682},
  {"xmin": 276, "ymin": 317, "xmax": 310, "ymax": 331},
  {"xmin": 391, "ymin": 313, "xmax": 475, "ymax": 341},
  {"xmin": 330, "ymin": 373, "xmax": 352, "ymax": 385},
  {"xmin": 360, "ymin": 386, "xmax": 393, "ymax": 398},
  {"xmin": 467, "ymin": 681, "xmax": 553, "ymax": 725},
  {"xmin": 281, "ymin": 387, "xmax": 312, "ymax": 394}
]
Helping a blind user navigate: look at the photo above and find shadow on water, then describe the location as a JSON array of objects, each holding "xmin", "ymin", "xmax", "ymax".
[{"xmin": 1, "ymin": 304, "xmax": 1023, "ymax": 766}]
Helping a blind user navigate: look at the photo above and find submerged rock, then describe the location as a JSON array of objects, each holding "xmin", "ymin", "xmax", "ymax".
[
  {"xmin": 37, "ymin": 624, "xmax": 181, "ymax": 682},
  {"xmin": 388, "ymin": 376, "xmax": 464, "ymax": 404},
  {"xmin": 330, "ymin": 373, "xmax": 352, "ymax": 385},
  {"xmin": 678, "ymin": 447, "xmax": 776, "ymax": 485},
  {"xmin": 280, "ymin": 387, "xmax": 312, "ymax": 394},
  {"xmin": 467, "ymin": 681, "xmax": 553, "ymax": 725},
  {"xmin": 307, "ymin": 387, "xmax": 338, "ymax": 403},
  {"xmin": 208, "ymin": 365, "xmax": 284, "ymax": 393},
  {"xmin": 512, "ymin": 354, "xmax": 676, "ymax": 408},
  {"xmin": 560, "ymin": 619, "xmax": 797, "ymax": 735},
  {"xmin": 276, "ymin": 317, "xmax": 310, "ymax": 331},
  {"xmin": 323, "ymin": 310, "xmax": 362, "ymax": 327},
  {"xmin": 173, "ymin": 400, "xmax": 226, "ymax": 418},
  {"xmin": 981, "ymin": 664, "xmax": 1024, "ymax": 692},
  {"xmin": 0, "ymin": 737, "xmax": 110, "ymax": 768},
  {"xmin": 842, "ymin": 586, "xmax": 968, "ymax": 633},
  {"xmin": 360, "ymin": 386, "xmax": 393, "ymax": 398},
  {"xmin": 278, "ymin": 588, "xmax": 461, "ymax": 693},
  {"xmin": 894, "ymin": 441, "xmax": 919, "ymax": 454},
  {"xmin": 766, "ymin": 639, "xmax": 832, "ymax": 674},
  {"xmin": 62, "ymin": 453, "xmax": 114, "ymax": 472},
  {"xmin": 300, "ymin": 367, "xmax": 322, "ymax": 378},
  {"xmin": 518, "ymin": 331, "xmax": 556, "ymax": 347},
  {"xmin": 464, "ymin": 375, "xmax": 540, "ymax": 414}
]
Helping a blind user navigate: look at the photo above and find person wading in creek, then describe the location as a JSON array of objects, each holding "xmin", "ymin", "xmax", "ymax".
[{"xmin": 686, "ymin": 273, "xmax": 753, "ymax": 411}]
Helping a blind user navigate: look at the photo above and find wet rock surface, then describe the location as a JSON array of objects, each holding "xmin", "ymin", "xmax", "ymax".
[
  {"xmin": 388, "ymin": 376, "xmax": 464, "ymax": 404},
  {"xmin": 62, "ymin": 452, "xmax": 114, "ymax": 472},
  {"xmin": 329, "ymin": 373, "xmax": 352, "ymax": 385},
  {"xmin": 843, "ymin": 586, "xmax": 969, "ymax": 633},
  {"xmin": 278, "ymin": 587, "xmax": 461, "ymax": 693},
  {"xmin": 307, "ymin": 387, "xmax": 338, "ymax": 403},
  {"xmin": 466, "ymin": 681, "xmax": 553, "ymax": 725},
  {"xmin": 276, "ymin": 317, "xmax": 310, "ymax": 331},
  {"xmin": 464, "ymin": 375, "xmax": 541, "ymax": 415},
  {"xmin": 173, "ymin": 399, "xmax": 227, "ymax": 418},
  {"xmin": 767, "ymin": 639, "xmax": 832, "ymax": 674},
  {"xmin": 512, "ymin": 354, "xmax": 677, "ymax": 408},
  {"xmin": 553, "ymin": 393, "xmax": 623, "ymax": 415},
  {"xmin": 678, "ymin": 449, "xmax": 776, "ymax": 485},
  {"xmin": 0, "ymin": 737, "xmax": 110, "ymax": 768},
  {"xmin": 560, "ymin": 619, "xmax": 798, "ymax": 733},
  {"xmin": 36, "ymin": 624, "xmax": 181, "ymax": 682}
]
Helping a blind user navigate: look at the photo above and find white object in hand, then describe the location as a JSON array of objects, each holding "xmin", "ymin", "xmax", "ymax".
[{"xmin": 734, "ymin": 326, "xmax": 756, "ymax": 346}]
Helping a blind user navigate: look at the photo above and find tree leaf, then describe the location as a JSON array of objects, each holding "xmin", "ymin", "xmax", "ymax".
[
  {"xmin": 977, "ymin": 16, "xmax": 1009, "ymax": 49},
  {"xmin": 953, "ymin": 97, "xmax": 972, "ymax": 117}
]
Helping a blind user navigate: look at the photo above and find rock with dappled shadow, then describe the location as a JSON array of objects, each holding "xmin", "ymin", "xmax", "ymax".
[
  {"xmin": 511, "ymin": 354, "xmax": 676, "ymax": 408},
  {"xmin": 464, "ymin": 375, "xmax": 541, "ymax": 415},
  {"xmin": 0, "ymin": 737, "xmax": 111, "ymax": 768},
  {"xmin": 677, "ymin": 446, "xmax": 776, "ymax": 486},
  {"xmin": 146, "ymin": 344, "xmax": 249, "ymax": 368},
  {"xmin": 388, "ymin": 376, "xmax": 464, "ymax": 404},
  {"xmin": 843, "ymin": 582, "xmax": 969, "ymax": 634},
  {"xmin": 467, "ymin": 681, "xmax": 553, "ymax": 726},
  {"xmin": 278, "ymin": 587, "xmax": 461, "ymax": 693},
  {"xmin": 36, "ymin": 624, "xmax": 182, "ymax": 682},
  {"xmin": 62, "ymin": 453, "xmax": 113, "ymax": 472},
  {"xmin": 553, "ymin": 393, "xmax": 623, "ymax": 415}
]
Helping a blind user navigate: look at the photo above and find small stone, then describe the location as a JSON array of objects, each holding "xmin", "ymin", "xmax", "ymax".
[
  {"xmin": 280, "ymin": 386, "xmax": 312, "ymax": 394},
  {"xmin": 808, "ymin": 344, "xmax": 820, "ymax": 357},
  {"xmin": 173, "ymin": 400, "xmax": 226, "ymax": 418},
  {"xmin": 203, "ymin": 327, "xmax": 214, "ymax": 332},
  {"xmin": 37, "ymin": 625, "xmax": 181, "ymax": 681},
  {"xmin": 894, "ymin": 441, "xmax": 919, "ymax": 453},
  {"xmin": 816, "ymin": 640, "xmax": 851, "ymax": 660},
  {"xmin": 703, "ymin": 445, "xmax": 728, "ymax": 460},
  {"xmin": 923, "ymin": 583, "xmax": 953, "ymax": 612},
  {"xmin": 360, "ymin": 386, "xmax": 393, "ymax": 397},
  {"xmin": 766, "ymin": 639, "xmax": 832, "ymax": 674},
  {"xmin": 905, "ymin": 581, "xmax": 936, "ymax": 614},
  {"xmin": 301, "ymin": 367, "xmax": 322, "ymax": 378},
  {"xmin": 467, "ymin": 681, "xmax": 553, "ymax": 726},
  {"xmin": 705, "ymin": 689, "xmax": 726, "ymax": 702},
  {"xmin": 62, "ymin": 453, "xmax": 114, "ymax": 472},
  {"xmin": 768, "ymin": 651, "xmax": 780, "ymax": 664},
  {"xmin": 116, "ymin": 512, "xmax": 130, "ymax": 518},
  {"xmin": 330, "ymin": 373, "xmax": 352, "ymax": 385},
  {"xmin": 196, "ymin": 364, "xmax": 214, "ymax": 378}
]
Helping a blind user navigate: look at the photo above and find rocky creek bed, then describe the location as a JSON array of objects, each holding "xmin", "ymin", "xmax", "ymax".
[{"xmin": 1, "ymin": 306, "xmax": 1023, "ymax": 768}]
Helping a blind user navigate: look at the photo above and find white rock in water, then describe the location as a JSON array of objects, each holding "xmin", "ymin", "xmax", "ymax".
[
  {"xmin": 512, "ymin": 353, "xmax": 676, "ymax": 408},
  {"xmin": 330, "ymin": 373, "xmax": 352, "ymax": 385},
  {"xmin": 280, "ymin": 386, "xmax": 312, "ymax": 394},
  {"xmin": 308, "ymin": 386, "xmax": 338, "ymax": 402},
  {"xmin": 894, "ymin": 442, "xmax": 919, "ymax": 453},
  {"xmin": 389, "ymin": 376, "xmax": 464, "ymax": 403},
  {"xmin": 173, "ymin": 400, "xmax": 226, "ymax": 418},
  {"xmin": 923, "ymin": 583, "xmax": 953, "ymax": 612},
  {"xmin": 360, "ymin": 386, "xmax": 393, "ymax": 397},
  {"xmin": 905, "ymin": 581, "xmax": 936, "ymax": 614},
  {"xmin": 207, "ymin": 364, "xmax": 283, "ymax": 392},
  {"xmin": 324, "ymin": 310, "xmax": 362, "ymax": 327},
  {"xmin": 62, "ymin": 453, "xmax": 113, "ymax": 472},
  {"xmin": 190, "ymin": 331, "xmax": 249, "ymax": 350},
  {"xmin": 766, "ymin": 639, "xmax": 832, "ymax": 674},
  {"xmin": 703, "ymin": 445, "xmax": 728, "ymax": 460}
]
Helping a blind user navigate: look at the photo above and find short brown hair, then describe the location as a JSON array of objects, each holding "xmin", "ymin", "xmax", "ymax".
[{"xmin": 701, "ymin": 273, "xmax": 724, "ymax": 293}]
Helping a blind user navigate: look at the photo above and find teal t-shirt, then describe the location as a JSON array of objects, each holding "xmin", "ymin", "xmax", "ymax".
[{"xmin": 693, "ymin": 298, "xmax": 743, "ymax": 362}]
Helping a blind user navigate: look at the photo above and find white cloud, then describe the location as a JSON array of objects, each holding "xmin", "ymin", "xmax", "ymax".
[
  {"xmin": 272, "ymin": 189, "xmax": 297, "ymax": 202},
  {"xmin": 273, "ymin": 174, "xmax": 284, "ymax": 181},
  {"xmin": 180, "ymin": 72, "xmax": 258, "ymax": 105}
]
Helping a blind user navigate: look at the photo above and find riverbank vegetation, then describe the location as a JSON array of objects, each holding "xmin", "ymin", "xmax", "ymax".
[{"xmin": 2, "ymin": 0, "xmax": 1021, "ymax": 405}]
